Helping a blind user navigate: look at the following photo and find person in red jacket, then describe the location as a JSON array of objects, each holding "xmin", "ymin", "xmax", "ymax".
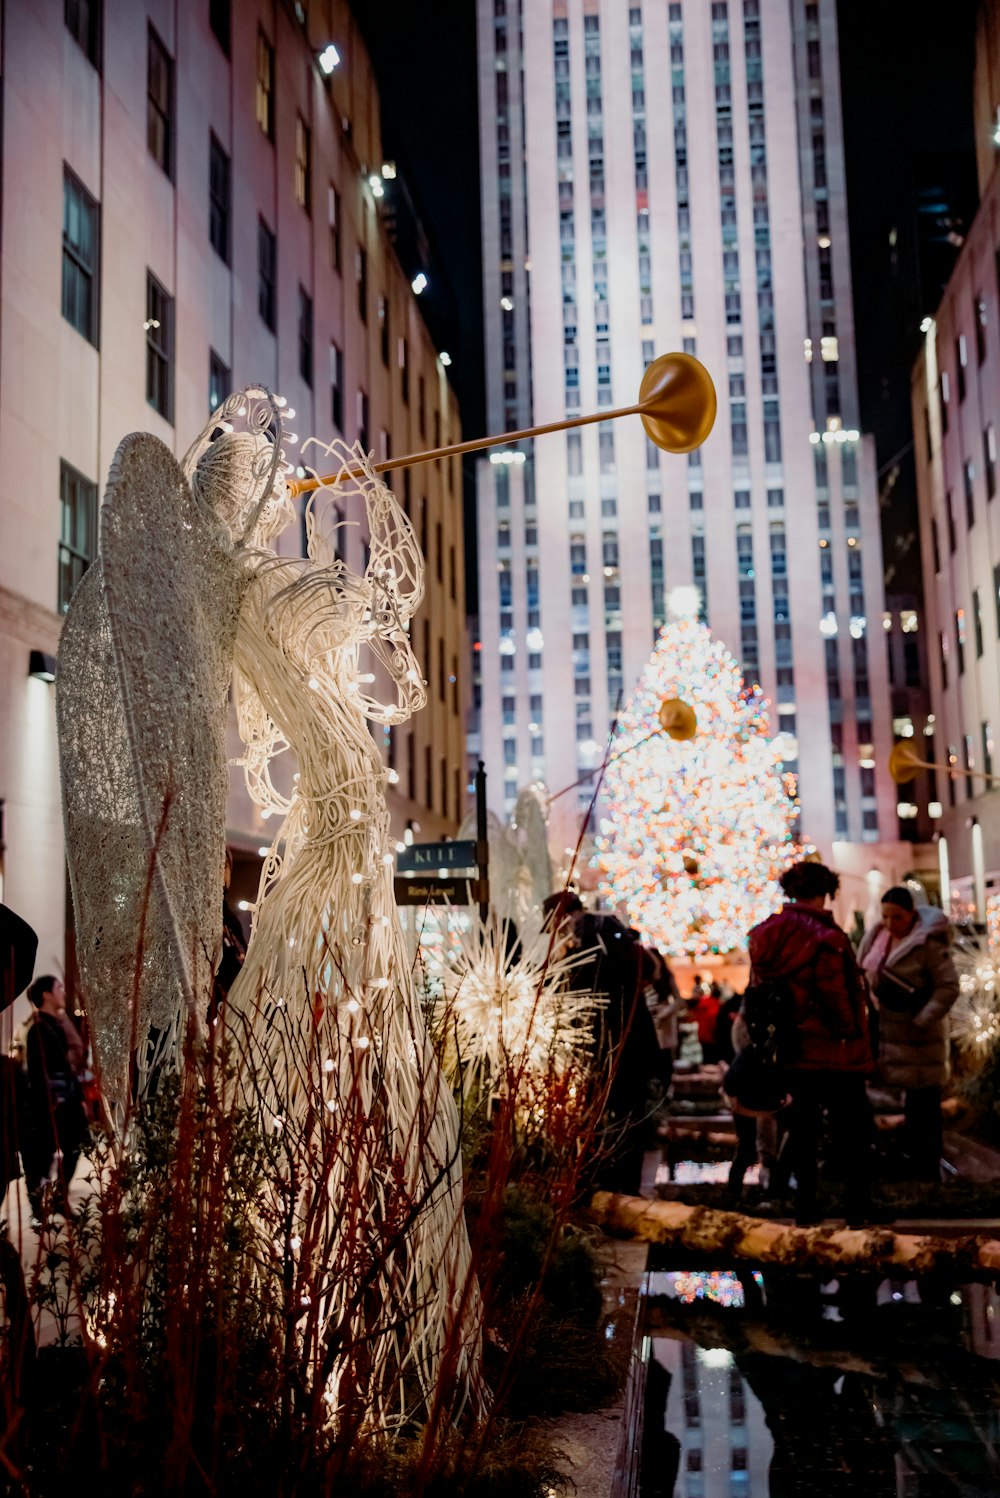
[{"xmin": 747, "ymin": 860, "xmax": 877, "ymax": 1225}]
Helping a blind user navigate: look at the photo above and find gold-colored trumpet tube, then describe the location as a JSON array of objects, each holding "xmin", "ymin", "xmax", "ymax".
[{"xmin": 286, "ymin": 351, "xmax": 717, "ymax": 498}]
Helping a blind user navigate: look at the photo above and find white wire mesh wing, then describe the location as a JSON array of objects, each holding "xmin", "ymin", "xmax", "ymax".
[{"xmin": 58, "ymin": 432, "xmax": 249, "ymax": 1109}]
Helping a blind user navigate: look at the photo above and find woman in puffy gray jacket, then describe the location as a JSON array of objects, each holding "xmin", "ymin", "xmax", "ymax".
[{"xmin": 857, "ymin": 887, "xmax": 960, "ymax": 1179}]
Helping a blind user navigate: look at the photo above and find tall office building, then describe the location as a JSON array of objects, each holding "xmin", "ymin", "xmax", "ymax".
[
  {"xmin": 474, "ymin": 0, "xmax": 894, "ymax": 856},
  {"xmin": 911, "ymin": 0, "xmax": 1000, "ymax": 906},
  {"xmin": 0, "ymin": 0, "xmax": 465, "ymax": 976}
]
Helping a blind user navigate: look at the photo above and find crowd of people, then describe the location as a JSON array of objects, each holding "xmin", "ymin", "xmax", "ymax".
[{"xmin": 543, "ymin": 860, "xmax": 963, "ymax": 1226}]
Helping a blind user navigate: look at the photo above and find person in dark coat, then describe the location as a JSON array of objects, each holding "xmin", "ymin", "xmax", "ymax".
[
  {"xmin": 747, "ymin": 861, "xmax": 876, "ymax": 1225},
  {"xmin": 0, "ymin": 905, "xmax": 38, "ymax": 1431},
  {"xmin": 858, "ymin": 888, "xmax": 960, "ymax": 1179},
  {"xmin": 21, "ymin": 974, "xmax": 89, "ymax": 1222},
  {"xmin": 542, "ymin": 891, "xmax": 668, "ymax": 1194}
]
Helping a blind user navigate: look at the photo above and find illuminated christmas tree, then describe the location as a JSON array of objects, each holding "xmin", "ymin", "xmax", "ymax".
[{"xmin": 594, "ymin": 588, "xmax": 801, "ymax": 958}]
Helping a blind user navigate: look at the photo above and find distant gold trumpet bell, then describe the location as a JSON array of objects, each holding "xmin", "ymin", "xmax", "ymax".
[
  {"xmin": 888, "ymin": 741, "xmax": 927, "ymax": 783},
  {"xmin": 889, "ymin": 738, "xmax": 1000, "ymax": 786},
  {"xmin": 658, "ymin": 698, "xmax": 698, "ymax": 741}
]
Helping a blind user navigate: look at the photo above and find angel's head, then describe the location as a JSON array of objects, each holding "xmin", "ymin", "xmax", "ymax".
[{"xmin": 191, "ymin": 431, "xmax": 294, "ymax": 548}]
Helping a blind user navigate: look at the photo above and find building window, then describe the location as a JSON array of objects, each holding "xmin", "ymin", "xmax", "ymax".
[
  {"xmin": 964, "ymin": 460, "xmax": 976, "ymax": 528},
  {"xmin": 258, "ymin": 219, "xmax": 276, "ymax": 330},
  {"xmin": 378, "ymin": 294, "xmax": 390, "ymax": 366},
  {"xmin": 62, "ymin": 168, "xmax": 99, "ymax": 346},
  {"xmin": 298, "ymin": 286, "xmax": 313, "ymax": 386},
  {"xmin": 209, "ymin": 133, "xmax": 231, "ymax": 264},
  {"xmin": 330, "ymin": 341, "xmax": 344, "ymax": 431},
  {"xmin": 399, "ymin": 337, "xmax": 410, "ymax": 403},
  {"xmin": 58, "ymin": 461, "xmax": 97, "ymax": 613},
  {"xmin": 939, "ymin": 630, "xmax": 949, "ymax": 690},
  {"xmin": 65, "ymin": 0, "xmax": 100, "ymax": 67},
  {"xmin": 328, "ymin": 184, "xmax": 341, "ymax": 271},
  {"xmin": 209, "ymin": 0, "xmax": 230, "ymax": 55},
  {"xmin": 294, "ymin": 117, "xmax": 311, "ymax": 213},
  {"xmin": 976, "ymin": 293, "xmax": 988, "ymax": 363},
  {"xmin": 209, "ymin": 348, "xmax": 229, "ymax": 413},
  {"xmin": 145, "ymin": 272, "xmax": 173, "ymax": 421},
  {"xmin": 357, "ymin": 247, "xmax": 368, "ymax": 323},
  {"xmin": 985, "ymin": 425, "xmax": 997, "ymax": 500},
  {"xmin": 984, "ymin": 722, "xmax": 994, "ymax": 779},
  {"xmin": 147, "ymin": 26, "xmax": 174, "ymax": 176},
  {"xmin": 256, "ymin": 29, "xmax": 275, "ymax": 140},
  {"xmin": 357, "ymin": 389, "xmax": 369, "ymax": 451}
]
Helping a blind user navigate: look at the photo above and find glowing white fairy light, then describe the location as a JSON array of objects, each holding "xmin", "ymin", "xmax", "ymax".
[{"xmin": 433, "ymin": 912, "xmax": 602, "ymax": 1102}]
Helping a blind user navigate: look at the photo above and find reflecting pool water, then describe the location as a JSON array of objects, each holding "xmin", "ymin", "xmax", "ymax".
[{"xmin": 638, "ymin": 1260, "xmax": 1000, "ymax": 1496}]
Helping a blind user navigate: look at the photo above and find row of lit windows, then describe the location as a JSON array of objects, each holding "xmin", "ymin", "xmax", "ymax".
[
  {"xmin": 803, "ymin": 0, "xmax": 842, "ymax": 424},
  {"xmin": 667, "ymin": 6, "xmax": 694, "ymax": 323},
  {"xmin": 930, "ymin": 434, "xmax": 998, "ymax": 571}
]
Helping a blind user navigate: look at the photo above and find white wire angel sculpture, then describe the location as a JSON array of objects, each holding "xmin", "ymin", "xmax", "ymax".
[
  {"xmin": 225, "ymin": 433, "xmax": 482, "ymax": 1420},
  {"xmin": 58, "ymin": 390, "xmax": 482, "ymax": 1426}
]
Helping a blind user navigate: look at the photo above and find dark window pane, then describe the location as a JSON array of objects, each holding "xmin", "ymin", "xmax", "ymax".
[
  {"xmin": 209, "ymin": 133, "xmax": 231, "ymax": 263},
  {"xmin": 147, "ymin": 27, "xmax": 173, "ymax": 176},
  {"xmin": 258, "ymin": 219, "xmax": 276, "ymax": 330},
  {"xmin": 65, "ymin": 0, "xmax": 101, "ymax": 66},
  {"xmin": 145, "ymin": 271, "xmax": 174, "ymax": 421},
  {"xmin": 58, "ymin": 461, "xmax": 98, "ymax": 612},
  {"xmin": 209, "ymin": 348, "xmax": 230, "ymax": 413},
  {"xmin": 330, "ymin": 342, "xmax": 344, "ymax": 430},
  {"xmin": 298, "ymin": 286, "xmax": 313, "ymax": 386},
  {"xmin": 62, "ymin": 168, "xmax": 100, "ymax": 346},
  {"xmin": 209, "ymin": 0, "xmax": 230, "ymax": 54}
]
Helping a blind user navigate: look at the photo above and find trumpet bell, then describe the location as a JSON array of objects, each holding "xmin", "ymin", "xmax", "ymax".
[
  {"xmin": 640, "ymin": 353, "xmax": 718, "ymax": 455},
  {"xmin": 888, "ymin": 740, "xmax": 927, "ymax": 783},
  {"xmin": 658, "ymin": 697, "xmax": 698, "ymax": 741}
]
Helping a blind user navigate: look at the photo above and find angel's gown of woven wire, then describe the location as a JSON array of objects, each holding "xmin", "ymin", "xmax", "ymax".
[{"xmin": 226, "ymin": 440, "xmax": 481, "ymax": 1423}]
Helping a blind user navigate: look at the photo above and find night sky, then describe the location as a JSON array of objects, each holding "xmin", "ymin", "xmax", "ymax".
[{"xmin": 359, "ymin": 0, "xmax": 982, "ymax": 605}]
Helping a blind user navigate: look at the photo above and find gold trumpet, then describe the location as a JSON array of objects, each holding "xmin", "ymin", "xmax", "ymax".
[
  {"xmin": 548, "ymin": 698, "xmax": 699, "ymax": 804},
  {"xmin": 287, "ymin": 351, "xmax": 717, "ymax": 496},
  {"xmin": 657, "ymin": 697, "xmax": 698, "ymax": 741},
  {"xmin": 889, "ymin": 740, "xmax": 1000, "ymax": 786}
]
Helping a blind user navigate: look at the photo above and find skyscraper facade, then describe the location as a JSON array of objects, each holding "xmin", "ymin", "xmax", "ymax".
[
  {"xmin": 910, "ymin": 0, "xmax": 1000, "ymax": 907},
  {"xmin": 475, "ymin": 0, "xmax": 894, "ymax": 855}
]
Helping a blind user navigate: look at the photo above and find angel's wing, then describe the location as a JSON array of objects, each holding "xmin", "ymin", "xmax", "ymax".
[
  {"xmin": 512, "ymin": 787, "xmax": 554, "ymax": 911},
  {"xmin": 58, "ymin": 433, "xmax": 249, "ymax": 1108}
]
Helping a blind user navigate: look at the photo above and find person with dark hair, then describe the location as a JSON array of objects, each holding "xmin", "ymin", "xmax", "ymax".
[
  {"xmin": 20, "ymin": 974, "xmax": 88, "ymax": 1225},
  {"xmin": 857, "ymin": 888, "xmax": 959, "ymax": 1179},
  {"xmin": 778, "ymin": 860, "xmax": 842, "ymax": 904},
  {"xmin": 544, "ymin": 891, "xmax": 669, "ymax": 1194},
  {"xmin": 746, "ymin": 861, "xmax": 876, "ymax": 1225}
]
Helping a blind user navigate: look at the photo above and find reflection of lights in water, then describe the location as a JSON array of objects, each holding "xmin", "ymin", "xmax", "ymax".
[
  {"xmin": 673, "ymin": 1160, "xmax": 761, "ymax": 1186},
  {"xmin": 697, "ymin": 1346, "xmax": 734, "ymax": 1369},
  {"xmin": 659, "ymin": 1270, "xmax": 746, "ymax": 1308}
]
